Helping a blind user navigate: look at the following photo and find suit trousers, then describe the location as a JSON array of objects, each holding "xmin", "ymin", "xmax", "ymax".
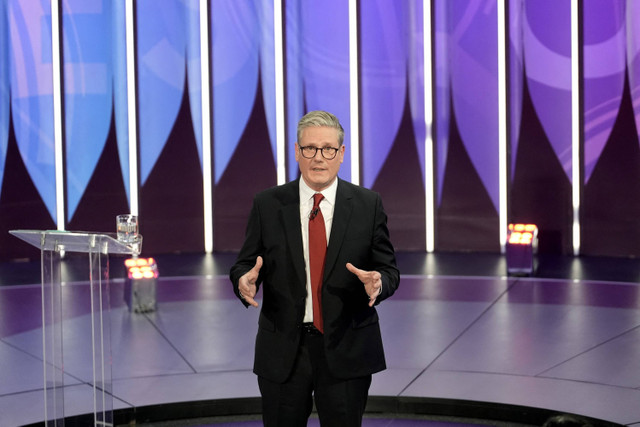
[{"xmin": 258, "ymin": 328, "xmax": 372, "ymax": 427}]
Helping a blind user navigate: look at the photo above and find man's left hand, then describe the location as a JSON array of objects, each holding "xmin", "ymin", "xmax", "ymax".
[{"xmin": 346, "ymin": 263, "xmax": 382, "ymax": 307}]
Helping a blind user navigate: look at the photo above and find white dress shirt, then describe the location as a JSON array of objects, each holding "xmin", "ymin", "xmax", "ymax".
[{"xmin": 299, "ymin": 178, "xmax": 338, "ymax": 323}]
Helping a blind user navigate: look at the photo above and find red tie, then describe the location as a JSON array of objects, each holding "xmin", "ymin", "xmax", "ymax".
[{"xmin": 309, "ymin": 193, "xmax": 326, "ymax": 333}]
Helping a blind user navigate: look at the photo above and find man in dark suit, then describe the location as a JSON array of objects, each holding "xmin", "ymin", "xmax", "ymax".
[{"xmin": 230, "ymin": 110, "xmax": 399, "ymax": 426}]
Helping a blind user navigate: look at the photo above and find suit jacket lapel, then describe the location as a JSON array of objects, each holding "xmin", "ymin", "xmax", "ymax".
[
  {"xmin": 280, "ymin": 180, "xmax": 307, "ymax": 290},
  {"xmin": 324, "ymin": 179, "xmax": 352, "ymax": 280}
]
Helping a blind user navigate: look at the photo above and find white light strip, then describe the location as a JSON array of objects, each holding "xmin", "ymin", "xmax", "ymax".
[
  {"xmin": 125, "ymin": 0, "xmax": 139, "ymax": 216},
  {"xmin": 274, "ymin": 0, "xmax": 286, "ymax": 185},
  {"xmin": 200, "ymin": 0, "xmax": 213, "ymax": 253},
  {"xmin": 348, "ymin": 0, "xmax": 360, "ymax": 185},
  {"xmin": 423, "ymin": 0, "xmax": 435, "ymax": 252},
  {"xmin": 497, "ymin": 0, "xmax": 508, "ymax": 252},
  {"xmin": 51, "ymin": 0, "xmax": 65, "ymax": 230},
  {"xmin": 571, "ymin": 0, "xmax": 580, "ymax": 255}
]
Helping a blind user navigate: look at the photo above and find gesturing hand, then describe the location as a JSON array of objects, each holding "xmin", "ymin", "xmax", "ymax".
[
  {"xmin": 238, "ymin": 256, "xmax": 262, "ymax": 307},
  {"xmin": 346, "ymin": 263, "xmax": 382, "ymax": 307}
]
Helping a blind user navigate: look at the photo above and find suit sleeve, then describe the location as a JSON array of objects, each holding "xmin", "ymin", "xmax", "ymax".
[
  {"xmin": 229, "ymin": 196, "xmax": 264, "ymax": 306},
  {"xmin": 371, "ymin": 193, "xmax": 400, "ymax": 304}
]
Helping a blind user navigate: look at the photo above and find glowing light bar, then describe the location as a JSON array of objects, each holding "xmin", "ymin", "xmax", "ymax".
[
  {"xmin": 51, "ymin": 0, "xmax": 65, "ymax": 230},
  {"xmin": 125, "ymin": 257, "xmax": 159, "ymax": 280},
  {"xmin": 507, "ymin": 223, "xmax": 538, "ymax": 245},
  {"xmin": 497, "ymin": 0, "xmax": 508, "ymax": 252},
  {"xmin": 349, "ymin": 0, "xmax": 360, "ymax": 185}
]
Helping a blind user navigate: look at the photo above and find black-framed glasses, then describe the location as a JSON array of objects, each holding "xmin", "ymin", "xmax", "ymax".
[{"xmin": 299, "ymin": 145, "xmax": 340, "ymax": 160}]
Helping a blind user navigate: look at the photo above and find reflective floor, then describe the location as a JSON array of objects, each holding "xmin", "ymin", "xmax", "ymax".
[{"xmin": 1, "ymin": 252, "xmax": 639, "ymax": 427}]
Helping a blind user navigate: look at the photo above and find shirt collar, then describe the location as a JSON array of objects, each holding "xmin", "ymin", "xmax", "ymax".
[{"xmin": 299, "ymin": 178, "xmax": 338, "ymax": 206}]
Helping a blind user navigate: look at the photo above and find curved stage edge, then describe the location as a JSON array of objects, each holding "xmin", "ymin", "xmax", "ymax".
[{"xmin": 21, "ymin": 397, "xmax": 622, "ymax": 427}]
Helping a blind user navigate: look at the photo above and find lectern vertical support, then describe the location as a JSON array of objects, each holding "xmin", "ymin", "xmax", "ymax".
[
  {"xmin": 10, "ymin": 230, "xmax": 140, "ymax": 427},
  {"xmin": 41, "ymin": 237, "xmax": 65, "ymax": 427},
  {"xmin": 88, "ymin": 237, "xmax": 113, "ymax": 426}
]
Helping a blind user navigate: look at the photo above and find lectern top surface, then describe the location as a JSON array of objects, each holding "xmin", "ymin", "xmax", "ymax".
[{"xmin": 9, "ymin": 229, "xmax": 141, "ymax": 255}]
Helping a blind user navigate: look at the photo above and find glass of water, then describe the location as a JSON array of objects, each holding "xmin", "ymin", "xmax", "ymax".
[{"xmin": 116, "ymin": 214, "xmax": 139, "ymax": 244}]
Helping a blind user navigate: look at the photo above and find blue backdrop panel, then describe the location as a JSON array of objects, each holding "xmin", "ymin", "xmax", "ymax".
[
  {"xmin": 212, "ymin": 1, "xmax": 277, "ymax": 251},
  {"xmin": 0, "ymin": 0, "xmax": 57, "ymax": 260},
  {"xmin": 7, "ymin": 0, "xmax": 56, "ymax": 223},
  {"xmin": 136, "ymin": 0, "xmax": 205, "ymax": 254},
  {"xmin": 63, "ymin": 0, "xmax": 116, "ymax": 220}
]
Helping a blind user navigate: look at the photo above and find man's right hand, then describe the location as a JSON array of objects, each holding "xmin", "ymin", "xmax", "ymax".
[{"xmin": 238, "ymin": 256, "xmax": 262, "ymax": 307}]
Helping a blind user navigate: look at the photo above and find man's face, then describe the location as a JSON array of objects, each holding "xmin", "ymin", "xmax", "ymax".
[{"xmin": 295, "ymin": 126, "xmax": 345, "ymax": 192}]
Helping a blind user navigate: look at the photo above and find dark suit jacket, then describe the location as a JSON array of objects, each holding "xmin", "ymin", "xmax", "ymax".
[{"xmin": 230, "ymin": 178, "xmax": 399, "ymax": 383}]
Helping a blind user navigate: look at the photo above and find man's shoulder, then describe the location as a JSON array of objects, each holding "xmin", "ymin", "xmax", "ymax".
[
  {"xmin": 338, "ymin": 179, "xmax": 379, "ymax": 200},
  {"xmin": 254, "ymin": 180, "xmax": 299, "ymax": 203}
]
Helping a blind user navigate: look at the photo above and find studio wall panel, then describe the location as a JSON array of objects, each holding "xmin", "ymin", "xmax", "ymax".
[
  {"xmin": 361, "ymin": 0, "xmax": 427, "ymax": 251},
  {"xmin": 136, "ymin": 0, "xmax": 205, "ymax": 254},
  {"xmin": 284, "ymin": 0, "xmax": 352, "ymax": 183},
  {"xmin": 0, "ymin": 1, "xmax": 57, "ymax": 260},
  {"xmin": 3, "ymin": 1, "xmax": 640, "ymax": 260},
  {"xmin": 140, "ymin": 77, "xmax": 205, "ymax": 254},
  {"xmin": 434, "ymin": 0, "xmax": 500, "ymax": 252},
  {"xmin": 67, "ymin": 109, "xmax": 129, "ymax": 236},
  {"xmin": 0, "ymin": 111, "xmax": 55, "ymax": 260},
  {"xmin": 508, "ymin": 0, "xmax": 573, "ymax": 254},
  {"xmin": 580, "ymin": 1, "xmax": 640, "ymax": 257},
  {"xmin": 214, "ymin": 76, "xmax": 276, "ymax": 251},
  {"xmin": 211, "ymin": 0, "xmax": 277, "ymax": 252},
  {"xmin": 63, "ymin": 0, "xmax": 131, "ymax": 234}
]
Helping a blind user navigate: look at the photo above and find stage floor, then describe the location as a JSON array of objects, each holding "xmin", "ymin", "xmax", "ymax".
[{"xmin": 1, "ymin": 252, "xmax": 639, "ymax": 426}]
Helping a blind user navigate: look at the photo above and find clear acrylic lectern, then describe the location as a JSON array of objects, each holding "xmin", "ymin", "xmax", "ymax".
[{"xmin": 10, "ymin": 230, "xmax": 141, "ymax": 427}]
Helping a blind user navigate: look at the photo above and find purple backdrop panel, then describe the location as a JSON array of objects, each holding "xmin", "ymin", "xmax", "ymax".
[
  {"xmin": 0, "ymin": 1, "xmax": 7, "ymax": 194},
  {"xmin": 360, "ymin": 1, "xmax": 426, "ymax": 250},
  {"xmin": 434, "ymin": 0, "xmax": 499, "ymax": 252},
  {"xmin": 630, "ymin": 2, "xmax": 640, "ymax": 143},
  {"xmin": 583, "ymin": 0, "xmax": 626, "ymax": 183},
  {"xmin": 508, "ymin": 0, "xmax": 524, "ymax": 179},
  {"xmin": 285, "ymin": 0, "xmax": 351, "ymax": 182},
  {"xmin": 446, "ymin": 0, "xmax": 499, "ymax": 212},
  {"xmin": 523, "ymin": 0, "xmax": 572, "ymax": 179}
]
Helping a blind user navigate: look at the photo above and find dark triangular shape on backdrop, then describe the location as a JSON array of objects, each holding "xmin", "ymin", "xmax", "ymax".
[
  {"xmin": 214, "ymin": 71, "xmax": 277, "ymax": 251},
  {"xmin": 0, "ymin": 103, "xmax": 56, "ymax": 260},
  {"xmin": 436, "ymin": 91, "xmax": 499, "ymax": 252},
  {"xmin": 510, "ymin": 72, "xmax": 573, "ymax": 254},
  {"xmin": 582, "ymin": 70, "xmax": 640, "ymax": 257},
  {"xmin": 67, "ymin": 104, "xmax": 129, "ymax": 234},
  {"xmin": 139, "ymin": 70, "xmax": 205, "ymax": 254},
  {"xmin": 371, "ymin": 84, "xmax": 426, "ymax": 251}
]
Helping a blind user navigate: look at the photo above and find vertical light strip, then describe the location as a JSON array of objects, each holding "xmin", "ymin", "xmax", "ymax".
[
  {"xmin": 348, "ymin": 0, "xmax": 360, "ymax": 185},
  {"xmin": 125, "ymin": 0, "xmax": 139, "ymax": 216},
  {"xmin": 423, "ymin": 0, "xmax": 435, "ymax": 252},
  {"xmin": 200, "ymin": 0, "xmax": 213, "ymax": 253},
  {"xmin": 497, "ymin": 0, "xmax": 508, "ymax": 252},
  {"xmin": 51, "ymin": 0, "xmax": 65, "ymax": 230},
  {"xmin": 274, "ymin": 0, "xmax": 286, "ymax": 185},
  {"xmin": 571, "ymin": 0, "xmax": 581, "ymax": 254}
]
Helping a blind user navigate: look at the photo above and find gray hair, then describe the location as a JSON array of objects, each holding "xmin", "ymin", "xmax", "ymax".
[{"xmin": 297, "ymin": 110, "xmax": 345, "ymax": 146}]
